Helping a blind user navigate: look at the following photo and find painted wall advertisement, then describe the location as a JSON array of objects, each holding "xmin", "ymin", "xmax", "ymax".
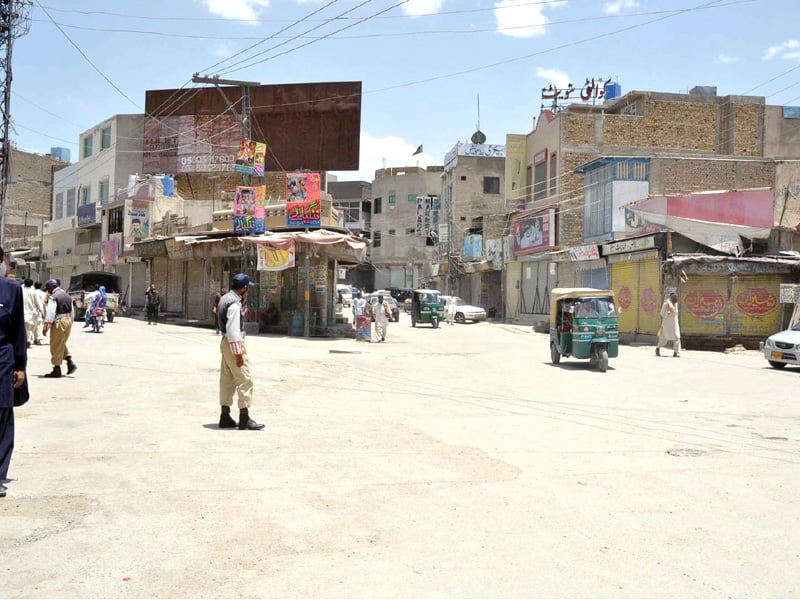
[
  {"xmin": 234, "ymin": 186, "xmax": 266, "ymax": 235},
  {"xmin": 513, "ymin": 209, "xmax": 555, "ymax": 256},
  {"xmin": 286, "ymin": 173, "xmax": 321, "ymax": 228},
  {"xmin": 101, "ymin": 239, "xmax": 118, "ymax": 266},
  {"xmin": 143, "ymin": 114, "xmax": 239, "ymax": 173}
]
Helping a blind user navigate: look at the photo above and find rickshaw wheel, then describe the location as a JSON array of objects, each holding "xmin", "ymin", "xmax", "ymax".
[
  {"xmin": 411, "ymin": 318, "xmax": 416, "ymax": 327},
  {"xmin": 550, "ymin": 343, "xmax": 561, "ymax": 364},
  {"xmin": 598, "ymin": 349, "xmax": 609, "ymax": 372},
  {"xmin": 431, "ymin": 317, "xmax": 439, "ymax": 329}
]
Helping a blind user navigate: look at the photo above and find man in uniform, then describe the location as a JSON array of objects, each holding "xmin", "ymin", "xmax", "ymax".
[
  {"xmin": 217, "ymin": 273, "xmax": 264, "ymax": 430},
  {"xmin": 43, "ymin": 279, "xmax": 77, "ymax": 378},
  {"xmin": 0, "ymin": 246, "xmax": 27, "ymax": 498}
]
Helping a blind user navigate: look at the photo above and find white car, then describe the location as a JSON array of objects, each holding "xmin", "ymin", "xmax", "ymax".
[
  {"xmin": 442, "ymin": 295, "xmax": 487, "ymax": 323},
  {"xmin": 763, "ymin": 322, "xmax": 800, "ymax": 369}
]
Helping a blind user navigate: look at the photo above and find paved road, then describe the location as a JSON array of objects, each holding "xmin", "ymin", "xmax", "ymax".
[{"xmin": 2, "ymin": 313, "xmax": 798, "ymax": 598}]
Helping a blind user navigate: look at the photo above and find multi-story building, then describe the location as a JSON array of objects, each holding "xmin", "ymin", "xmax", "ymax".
[
  {"xmin": 504, "ymin": 86, "xmax": 800, "ymax": 329},
  {"xmin": 328, "ymin": 179, "xmax": 372, "ymax": 290},
  {"xmin": 439, "ymin": 143, "xmax": 506, "ymax": 312},
  {"xmin": 369, "ymin": 166, "xmax": 443, "ymax": 291}
]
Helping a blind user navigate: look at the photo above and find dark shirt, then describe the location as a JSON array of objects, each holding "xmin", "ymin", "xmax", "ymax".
[{"xmin": 146, "ymin": 289, "xmax": 160, "ymax": 307}]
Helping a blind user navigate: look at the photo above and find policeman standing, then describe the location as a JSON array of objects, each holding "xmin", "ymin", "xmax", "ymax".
[
  {"xmin": 43, "ymin": 279, "xmax": 77, "ymax": 378},
  {"xmin": 217, "ymin": 273, "xmax": 264, "ymax": 430}
]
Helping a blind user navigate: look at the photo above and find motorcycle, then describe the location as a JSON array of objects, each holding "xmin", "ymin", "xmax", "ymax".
[{"xmin": 90, "ymin": 305, "xmax": 106, "ymax": 333}]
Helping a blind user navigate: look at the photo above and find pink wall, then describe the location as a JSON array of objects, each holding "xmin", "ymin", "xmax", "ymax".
[{"xmin": 666, "ymin": 189, "xmax": 773, "ymax": 227}]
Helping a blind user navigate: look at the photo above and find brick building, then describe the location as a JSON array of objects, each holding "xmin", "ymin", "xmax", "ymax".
[{"xmin": 504, "ymin": 87, "xmax": 800, "ymax": 329}]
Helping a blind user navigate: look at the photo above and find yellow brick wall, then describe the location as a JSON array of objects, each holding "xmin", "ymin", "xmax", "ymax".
[{"xmin": 603, "ymin": 99, "xmax": 717, "ymax": 150}]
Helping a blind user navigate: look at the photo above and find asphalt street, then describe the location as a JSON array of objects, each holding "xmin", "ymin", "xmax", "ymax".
[{"xmin": 1, "ymin": 312, "xmax": 798, "ymax": 598}]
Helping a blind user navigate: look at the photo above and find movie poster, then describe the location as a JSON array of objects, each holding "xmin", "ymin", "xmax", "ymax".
[
  {"xmin": 286, "ymin": 173, "xmax": 321, "ymax": 228},
  {"xmin": 234, "ymin": 138, "xmax": 257, "ymax": 174},
  {"xmin": 234, "ymin": 185, "xmax": 266, "ymax": 234}
]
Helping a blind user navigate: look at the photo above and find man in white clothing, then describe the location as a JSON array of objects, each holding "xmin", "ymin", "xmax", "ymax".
[{"xmin": 21, "ymin": 279, "xmax": 42, "ymax": 348}]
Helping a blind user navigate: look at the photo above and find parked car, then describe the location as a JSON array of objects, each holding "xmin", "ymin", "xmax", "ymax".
[
  {"xmin": 366, "ymin": 292, "xmax": 400, "ymax": 322},
  {"xmin": 441, "ymin": 295, "xmax": 487, "ymax": 323},
  {"xmin": 763, "ymin": 321, "xmax": 800, "ymax": 369}
]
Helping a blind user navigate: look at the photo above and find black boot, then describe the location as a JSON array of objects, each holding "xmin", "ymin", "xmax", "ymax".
[
  {"xmin": 66, "ymin": 356, "xmax": 77, "ymax": 375},
  {"xmin": 238, "ymin": 408, "xmax": 265, "ymax": 430},
  {"xmin": 44, "ymin": 365, "xmax": 62, "ymax": 378},
  {"xmin": 219, "ymin": 405, "xmax": 237, "ymax": 429}
]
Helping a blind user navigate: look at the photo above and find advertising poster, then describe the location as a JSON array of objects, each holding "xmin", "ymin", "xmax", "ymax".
[
  {"xmin": 143, "ymin": 114, "xmax": 239, "ymax": 174},
  {"xmin": 101, "ymin": 239, "xmax": 118, "ymax": 266},
  {"xmin": 253, "ymin": 142, "xmax": 267, "ymax": 176},
  {"xmin": 125, "ymin": 199, "xmax": 150, "ymax": 246},
  {"xmin": 513, "ymin": 210, "xmax": 555, "ymax": 256},
  {"xmin": 234, "ymin": 138, "xmax": 257, "ymax": 174},
  {"xmin": 286, "ymin": 173, "xmax": 321, "ymax": 228},
  {"xmin": 234, "ymin": 186, "xmax": 266, "ymax": 235},
  {"xmin": 256, "ymin": 241, "xmax": 296, "ymax": 272}
]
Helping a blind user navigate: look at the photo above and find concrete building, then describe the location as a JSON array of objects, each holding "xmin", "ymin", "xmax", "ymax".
[
  {"xmin": 328, "ymin": 180, "xmax": 372, "ymax": 291},
  {"xmin": 439, "ymin": 143, "xmax": 506, "ymax": 312},
  {"xmin": 504, "ymin": 86, "xmax": 800, "ymax": 327},
  {"xmin": 369, "ymin": 166, "xmax": 443, "ymax": 291}
]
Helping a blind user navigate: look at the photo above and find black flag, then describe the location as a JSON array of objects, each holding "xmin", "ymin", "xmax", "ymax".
[{"xmin": 412, "ymin": 144, "xmax": 423, "ymax": 156}]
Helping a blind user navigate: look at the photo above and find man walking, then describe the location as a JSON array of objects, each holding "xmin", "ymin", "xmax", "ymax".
[
  {"xmin": 42, "ymin": 279, "xmax": 77, "ymax": 378},
  {"xmin": 21, "ymin": 279, "xmax": 41, "ymax": 348},
  {"xmin": 33, "ymin": 282, "xmax": 46, "ymax": 344},
  {"xmin": 656, "ymin": 291, "xmax": 681, "ymax": 358},
  {"xmin": 217, "ymin": 273, "xmax": 264, "ymax": 431},
  {"xmin": 0, "ymin": 247, "xmax": 28, "ymax": 498},
  {"xmin": 145, "ymin": 283, "xmax": 160, "ymax": 325},
  {"xmin": 374, "ymin": 294, "xmax": 391, "ymax": 343}
]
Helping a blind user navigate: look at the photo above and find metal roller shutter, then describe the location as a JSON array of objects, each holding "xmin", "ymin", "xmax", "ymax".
[
  {"xmin": 166, "ymin": 260, "xmax": 185, "ymax": 314},
  {"xmin": 186, "ymin": 259, "xmax": 207, "ymax": 320},
  {"xmin": 680, "ymin": 275, "xmax": 727, "ymax": 337},
  {"xmin": 729, "ymin": 275, "xmax": 781, "ymax": 337},
  {"xmin": 611, "ymin": 261, "xmax": 638, "ymax": 334},
  {"xmin": 130, "ymin": 262, "xmax": 147, "ymax": 309},
  {"xmin": 151, "ymin": 256, "xmax": 168, "ymax": 308},
  {"xmin": 637, "ymin": 259, "xmax": 661, "ymax": 335},
  {"xmin": 521, "ymin": 261, "xmax": 550, "ymax": 314}
]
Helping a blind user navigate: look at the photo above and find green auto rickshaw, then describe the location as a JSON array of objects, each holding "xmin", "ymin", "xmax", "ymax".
[
  {"xmin": 549, "ymin": 288, "xmax": 620, "ymax": 372},
  {"xmin": 410, "ymin": 289, "xmax": 445, "ymax": 328}
]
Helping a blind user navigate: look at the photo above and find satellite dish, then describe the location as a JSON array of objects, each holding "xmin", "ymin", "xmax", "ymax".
[{"xmin": 471, "ymin": 129, "xmax": 486, "ymax": 144}]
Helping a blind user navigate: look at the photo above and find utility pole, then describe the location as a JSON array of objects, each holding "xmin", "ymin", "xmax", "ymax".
[{"xmin": 0, "ymin": 0, "xmax": 32, "ymax": 247}]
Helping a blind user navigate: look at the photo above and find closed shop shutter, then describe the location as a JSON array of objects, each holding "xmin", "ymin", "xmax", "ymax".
[
  {"xmin": 166, "ymin": 260, "xmax": 185, "ymax": 314},
  {"xmin": 611, "ymin": 261, "xmax": 638, "ymax": 334},
  {"xmin": 729, "ymin": 275, "xmax": 781, "ymax": 337},
  {"xmin": 680, "ymin": 275, "xmax": 727, "ymax": 337},
  {"xmin": 520, "ymin": 261, "xmax": 550, "ymax": 314},
  {"xmin": 637, "ymin": 259, "xmax": 661, "ymax": 335},
  {"xmin": 151, "ymin": 257, "xmax": 168, "ymax": 308},
  {"xmin": 582, "ymin": 267, "xmax": 608, "ymax": 290},
  {"xmin": 131, "ymin": 262, "xmax": 147, "ymax": 308},
  {"xmin": 186, "ymin": 259, "xmax": 207, "ymax": 320}
]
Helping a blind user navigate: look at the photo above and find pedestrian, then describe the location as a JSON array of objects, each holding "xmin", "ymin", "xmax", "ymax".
[
  {"xmin": 217, "ymin": 273, "xmax": 264, "ymax": 431},
  {"xmin": 212, "ymin": 286, "xmax": 227, "ymax": 334},
  {"xmin": 656, "ymin": 291, "xmax": 681, "ymax": 358},
  {"xmin": 145, "ymin": 283, "xmax": 160, "ymax": 325},
  {"xmin": 0, "ymin": 246, "xmax": 28, "ymax": 498},
  {"xmin": 22, "ymin": 279, "xmax": 41, "ymax": 348},
  {"xmin": 374, "ymin": 294, "xmax": 391, "ymax": 342},
  {"xmin": 352, "ymin": 291, "xmax": 370, "ymax": 341},
  {"xmin": 445, "ymin": 296, "xmax": 456, "ymax": 326},
  {"xmin": 34, "ymin": 282, "xmax": 47, "ymax": 344},
  {"xmin": 42, "ymin": 279, "xmax": 77, "ymax": 378}
]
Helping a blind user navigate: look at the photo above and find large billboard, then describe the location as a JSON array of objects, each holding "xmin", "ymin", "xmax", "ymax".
[{"xmin": 144, "ymin": 82, "xmax": 362, "ymax": 173}]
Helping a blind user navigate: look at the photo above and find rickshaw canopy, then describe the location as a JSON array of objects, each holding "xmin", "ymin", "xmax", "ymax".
[{"xmin": 549, "ymin": 288, "xmax": 616, "ymax": 321}]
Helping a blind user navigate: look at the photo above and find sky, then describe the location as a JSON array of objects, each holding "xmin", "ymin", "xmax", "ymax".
[{"xmin": 10, "ymin": 0, "xmax": 800, "ymax": 182}]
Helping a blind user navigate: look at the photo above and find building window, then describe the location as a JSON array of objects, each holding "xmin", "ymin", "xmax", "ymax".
[
  {"xmin": 526, "ymin": 165, "xmax": 532, "ymax": 205},
  {"xmin": 99, "ymin": 179, "xmax": 109, "ymax": 204},
  {"xmin": 101, "ymin": 126, "xmax": 112, "ymax": 150},
  {"xmin": 82, "ymin": 135, "xmax": 93, "ymax": 159},
  {"xmin": 109, "ymin": 206, "xmax": 124, "ymax": 235},
  {"xmin": 66, "ymin": 189, "xmax": 76, "ymax": 217},
  {"xmin": 549, "ymin": 153, "xmax": 557, "ymax": 195},
  {"xmin": 54, "ymin": 192, "xmax": 64, "ymax": 220},
  {"xmin": 388, "ymin": 194, "xmax": 396, "ymax": 211},
  {"xmin": 388, "ymin": 228, "xmax": 395, "ymax": 236},
  {"xmin": 583, "ymin": 166, "xmax": 613, "ymax": 239},
  {"xmin": 483, "ymin": 177, "xmax": 500, "ymax": 194},
  {"xmin": 372, "ymin": 230, "xmax": 381, "ymax": 248},
  {"xmin": 374, "ymin": 197, "xmax": 382, "ymax": 214},
  {"xmin": 408, "ymin": 194, "xmax": 417, "ymax": 202},
  {"xmin": 80, "ymin": 185, "xmax": 91, "ymax": 206},
  {"xmin": 534, "ymin": 160, "xmax": 548, "ymax": 200},
  {"xmin": 405, "ymin": 227, "xmax": 414, "ymax": 235},
  {"xmin": 460, "ymin": 175, "xmax": 466, "ymax": 181}
]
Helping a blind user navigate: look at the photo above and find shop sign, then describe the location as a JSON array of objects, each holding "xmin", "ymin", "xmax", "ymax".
[
  {"xmin": 568, "ymin": 244, "xmax": 600, "ymax": 261},
  {"xmin": 602, "ymin": 236, "xmax": 654, "ymax": 255},
  {"xmin": 684, "ymin": 289, "xmax": 726, "ymax": 318},
  {"xmin": 779, "ymin": 284, "xmax": 800, "ymax": 304},
  {"xmin": 735, "ymin": 288, "xmax": 778, "ymax": 316},
  {"xmin": 77, "ymin": 203, "xmax": 97, "ymax": 227},
  {"xmin": 514, "ymin": 209, "xmax": 555, "ymax": 256}
]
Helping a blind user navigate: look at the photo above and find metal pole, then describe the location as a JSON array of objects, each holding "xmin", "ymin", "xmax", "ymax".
[
  {"xmin": 303, "ymin": 240, "xmax": 311, "ymax": 338},
  {"xmin": 0, "ymin": 7, "xmax": 14, "ymax": 247}
]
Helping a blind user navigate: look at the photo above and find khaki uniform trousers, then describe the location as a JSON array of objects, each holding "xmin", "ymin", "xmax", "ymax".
[
  {"xmin": 50, "ymin": 315, "xmax": 73, "ymax": 366},
  {"xmin": 219, "ymin": 335, "xmax": 253, "ymax": 409}
]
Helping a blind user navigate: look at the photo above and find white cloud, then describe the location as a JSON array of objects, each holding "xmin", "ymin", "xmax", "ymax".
[
  {"xmin": 716, "ymin": 53, "xmax": 739, "ymax": 64},
  {"xmin": 536, "ymin": 66, "xmax": 569, "ymax": 89},
  {"xmin": 604, "ymin": 0, "xmax": 639, "ymax": 15},
  {"xmin": 211, "ymin": 42, "xmax": 235, "ymax": 59},
  {"xmin": 330, "ymin": 133, "xmax": 435, "ymax": 183},
  {"xmin": 764, "ymin": 39, "xmax": 800, "ymax": 60},
  {"xmin": 401, "ymin": 0, "xmax": 444, "ymax": 17},
  {"xmin": 201, "ymin": 0, "xmax": 270, "ymax": 22},
  {"xmin": 494, "ymin": 0, "xmax": 564, "ymax": 39}
]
